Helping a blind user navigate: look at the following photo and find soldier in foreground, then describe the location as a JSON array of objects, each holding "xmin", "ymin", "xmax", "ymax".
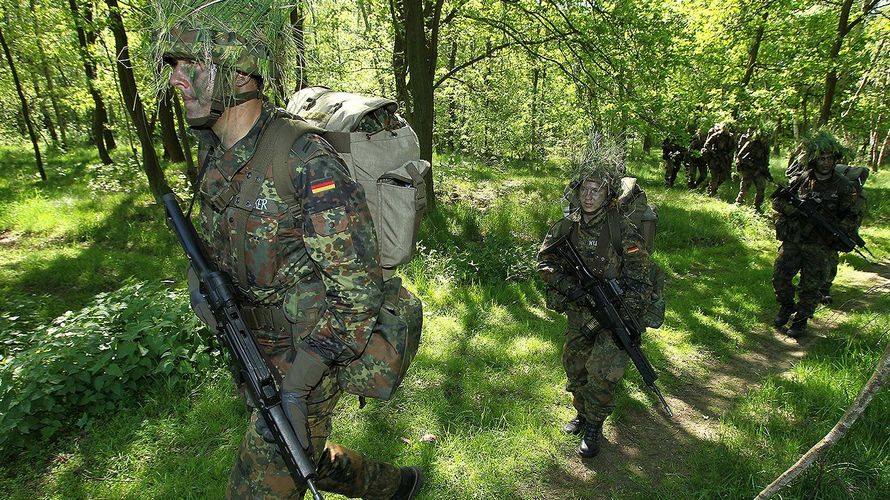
[
  {"xmin": 150, "ymin": 1, "xmax": 422, "ymax": 498},
  {"xmin": 538, "ymin": 135, "xmax": 658, "ymax": 458},
  {"xmin": 734, "ymin": 129, "xmax": 771, "ymax": 212},
  {"xmin": 701, "ymin": 123, "xmax": 735, "ymax": 197},
  {"xmin": 772, "ymin": 132, "xmax": 859, "ymax": 338}
]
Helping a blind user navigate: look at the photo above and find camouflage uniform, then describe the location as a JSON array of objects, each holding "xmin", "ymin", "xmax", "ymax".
[
  {"xmin": 819, "ymin": 172, "xmax": 867, "ymax": 299},
  {"xmin": 538, "ymin": 208, "xmax": 653, "ymax": 424},
  {"xmin": 734, "ymin": 133, "xmax": 771, "ymax": 211},
  {"xmin": 193, "ymin": 102, "xmax": 401, "ymax": 499},
  {"xmin": 662, "ymin": 138, "xmax": 685, "ymax": 188},
  {"xmin": 772, "ymin": 170, "xmax": 857, "ymax": 321},
  {"xmin": 685, "ymin": 129, "xmax": 707, "ymax": 189},
  {"xmin": 701, "ymin": 125, "xmax": 735, "ymax": 196}
]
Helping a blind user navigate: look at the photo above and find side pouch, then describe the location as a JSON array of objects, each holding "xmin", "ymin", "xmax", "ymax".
[
  {"xmin": 376, "ymin": 160, "xmax": 429, "ymax": 269},
  {"xmin": 338, "ymin": 277, "xmax": 423, "ymax": 400},
  {"xmin": 642, "ymin": 264, "xmax": 666, "ymax": 329}
]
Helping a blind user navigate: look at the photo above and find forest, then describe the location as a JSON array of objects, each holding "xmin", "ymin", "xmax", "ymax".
[{"xmin": 1, "ymin": 0, "xmax": 889, "ymax": 498}]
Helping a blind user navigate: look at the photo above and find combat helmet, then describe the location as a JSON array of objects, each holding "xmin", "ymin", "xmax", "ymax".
[
  {"xmin": 146, "ymin": 0, "xmax": 300, "ymax": 128},
  {"xmin": 562, "ymin": 131, "xmax": 626, "ymax": 220}
]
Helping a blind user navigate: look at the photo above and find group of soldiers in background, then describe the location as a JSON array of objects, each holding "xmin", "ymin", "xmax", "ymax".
[{"xmin": 664, "ymin": 126, "xmax": 870, "ymax": 340}]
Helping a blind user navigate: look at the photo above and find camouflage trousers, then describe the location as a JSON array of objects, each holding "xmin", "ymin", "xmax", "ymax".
[
  {"xmin": 685, "ymin": 158, "xmax": 707, "ymax": 188},
  {"xmin": 227, "ymin": 340, "xmax": 401, "ymax": 499},
  {"xmin": 563, "ymin": 318, "xmax": 629, "ymax": 423},
  {"xmin": 772, "ymin": 241, "xmax": 833, "ymax": 319},
  {"xmin": 664, "ymin": 159, "xmax": 682, "ymax": 187},
  {"xmin": 821, "ymin": 250, "xmax": 839, "ymax": 297},
  {"xmin": 735, "ymin": 171, "xmax": 767, "ymax": 210},
  {"xmin": 706, "ymin": 157, "xmax": 732, "ymax": 196}
]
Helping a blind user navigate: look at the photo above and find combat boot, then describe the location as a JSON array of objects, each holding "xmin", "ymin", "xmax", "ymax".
[
  {"xmin": 820, "ymin": 294, "xmax": 832, "ymax": 305},
  {"xmin": 391, "ymin": 467, "xmax": 424, "ymax": 500},
  {"xmin": 562, "ymin": 414, "xmax": 586, "ymax": 435},
  {"xmin": 578, "ymin": 420, "xmax": 604, "ymax": 458},
  {"xmin": 774, "ymin": 304, "xmax": 795, "ymax": 328},
  {"xmin": 787, "ymin": 314, "xmax": 808, "ymax": 339}
]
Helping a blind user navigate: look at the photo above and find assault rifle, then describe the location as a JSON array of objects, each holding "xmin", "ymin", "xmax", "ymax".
[
  {"xmin": 162, "ymin": 193, "xmax": 324, "ymax": 500},
  {"xmin": 541, "ymin": 234, "xmax": 673, "ymax": 418},
  {"xmin": 771, "ymin": 183, "xmax": 875, "ymax": 263}
]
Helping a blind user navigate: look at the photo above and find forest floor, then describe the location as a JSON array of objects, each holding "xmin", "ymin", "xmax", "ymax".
[{"xmin": 1, "ymin": 144, "xmax": 888, "ymax": 499}]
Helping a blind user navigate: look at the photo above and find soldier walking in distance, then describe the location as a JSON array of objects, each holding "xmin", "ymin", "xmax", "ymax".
[
  {"xmin": 538, "ymin": 135, "xmax": 656, "ymax": 458},
  {"xmin": 734, "ymin": 129, "xmax": 771, "ymax": 212},
  {"xmin": 149, "ymin": 1, "xmax": 422, "ymax": 498},
  {"xmin": 701, "ymin": 123, "xmax": 735, "ymax": 197},
  {"xmin": 772, "ymin": 132, "xmax": 859, "ymax": 339},
  {"xmin": 662, "ymin": 136, "xmax": 685, "ymax": 188},
  {"xmin": 685, "ymin": 128, "xmax": 707, "ymax": 189}
]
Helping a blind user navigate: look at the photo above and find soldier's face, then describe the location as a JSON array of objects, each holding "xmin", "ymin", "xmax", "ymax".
[
  {"xmin": 578, "ymin": 179, "xmax": 608, "ymax": 214},
  {"xmin": 168, "ymin": 59, "xmax": 214, "ymax": 120},
  {"xmin": 814, "ymin": 152, "xmax": 836, "ymax": 176}
]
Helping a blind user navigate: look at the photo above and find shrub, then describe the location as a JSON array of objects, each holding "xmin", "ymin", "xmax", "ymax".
[{"xmin": 0, "ymin": 280, "xmax": 214, "ymax": 452}]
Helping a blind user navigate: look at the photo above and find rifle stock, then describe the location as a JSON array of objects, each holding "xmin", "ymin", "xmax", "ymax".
[
  {"xmin": 542, "ymin": 234, "xmax": 673, "ymax": 417},
  {"xmin": 162, "ymin": 193, "xmax": 324, "ymax": 500}
]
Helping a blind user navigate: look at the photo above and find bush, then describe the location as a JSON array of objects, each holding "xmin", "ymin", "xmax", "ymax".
[{"xmin": 0, "ymin": 280, "xmax": 214, "ymax": 453}]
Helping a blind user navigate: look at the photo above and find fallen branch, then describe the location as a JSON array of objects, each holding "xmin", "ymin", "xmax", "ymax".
[{"xmin": 755, "ymin": 338, "xmax": 890, "ymax": 499}]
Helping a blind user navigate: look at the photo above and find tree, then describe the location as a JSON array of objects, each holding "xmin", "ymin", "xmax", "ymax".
[{"xmin": 0, "ymin": 22, "xmax": 45, "ymax": 180}]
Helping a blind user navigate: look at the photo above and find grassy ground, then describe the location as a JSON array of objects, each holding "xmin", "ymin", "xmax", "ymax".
[{"xmin": 0, "ymin": 143, "xmax": 888, "ymax": 499}]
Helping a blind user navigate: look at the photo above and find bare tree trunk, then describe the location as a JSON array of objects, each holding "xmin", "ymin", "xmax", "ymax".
[
  {"xmin": 105, "ymin": 0, "xmax": 170, "ymax": 199},
  {"xmin": 29, "ymin": 0, "xmax": 66, "ymax": 148},
  {"xmin": 390, "ymin": 0, "xmax": 409, "ymax": 116},
  {"xmin": 158, "ymin": 92, "xmax": 185, "ymax": 162},
  {"xmin": 172, "ymin": 93, "xmax": 198, "ymax": 186},
  {"xmin": 445, "ymin": 40, "xmax": 458, "ymax": 153},
  {"xmin": 68, "ymin": 0, "xmax": 113, "ymax": 163},
  {"xmin": 756, "ymin": 340, "xmax": 890, "ymax": 499},
  {"xmin": 740, "ymin": 10, "xmax": 768, "ymax": 88},
  {"xmin": 0, "ymin": 25, "xmax": 45, "ymax": 180},
  {"xmin": 530, "ymin": 64, "xmax": 539, "ymax": 159},
  {"xmin": 32, "ymin": 77, "xmax": 58, "ymax": 146},
  {"xmin": 877, "ymin": 127, "xmax": 890, "ymax": 171}
]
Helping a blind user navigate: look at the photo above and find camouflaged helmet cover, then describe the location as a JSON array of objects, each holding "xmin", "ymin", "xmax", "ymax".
[
  {"xmin": 562, "ymin": 131, "xmax": 627, "ymax": 219},
  {"xmin": 146, "ymin": 0, "xmax": 299, "ymax": 103},
  {"xmin": 801, "ymin": 130, "xmax": 848, "ymax": 170}
]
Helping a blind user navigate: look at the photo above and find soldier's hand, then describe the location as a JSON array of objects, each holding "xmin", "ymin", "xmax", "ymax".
[{"xmin": 565, "ymin": 286, "xmax": 587, "ymax": 304}]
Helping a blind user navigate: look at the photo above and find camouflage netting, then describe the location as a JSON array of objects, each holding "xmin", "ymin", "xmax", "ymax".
[
  {"xmin": 142, "ymin": 0, "xmax": 301, "ymax": 103},
  {"xmin": 562, "ymin": 131, "xmax": 627, "ymax": 217},
  {"xmin": 801, "ymin": 130, "xmax": 849, "ymax": 167}
]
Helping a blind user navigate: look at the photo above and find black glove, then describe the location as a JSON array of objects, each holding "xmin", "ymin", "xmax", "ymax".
[
  {"xmin": 255, "ymin": 348, "xmax": 330, "ymax": 448},
  {"xmin": 565, "ymin": 286, "xmax": 587, "ymax": 304}
]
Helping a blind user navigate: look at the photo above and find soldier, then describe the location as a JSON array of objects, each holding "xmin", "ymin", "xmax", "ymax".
[
  {"xmin": 818, "ymin": 166, "xmax": 868, "ymax": 305},
  {"xmin": 772, "ymin": 132, "xmax": 859, "ymax": 338},
  {"xmin": 734, "ymin": 129, "xmax": 771, "ymax": 212},
  {"xmin": 701, "ymin": 123, "xmax": 735, "ymax": 197},
  {"xmin": 685, "ymin": 128, "xmax": 708, "ymax": 188},
  {"xmin": 537, "ymin": 136, "xmax": 655, "ymax": 458},
  {"xmin": 662, "ymin": 136, "xmax": 685, "ymax": 188},
  {"xmin": 151, "ymin": 1, "xmax": 422, "ymax": 498}
]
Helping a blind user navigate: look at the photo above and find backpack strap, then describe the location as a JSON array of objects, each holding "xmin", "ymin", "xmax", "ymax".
[{"xmin": 266, "ymin": 116, "xmax": 324, "ymax": 223}]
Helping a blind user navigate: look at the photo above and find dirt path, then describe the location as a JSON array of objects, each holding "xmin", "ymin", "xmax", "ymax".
[{"xmin": 541, "ymin": 260, "xmax": 890, "ymax": 498}]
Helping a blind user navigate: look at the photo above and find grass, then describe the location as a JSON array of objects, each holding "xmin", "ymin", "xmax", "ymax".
[{"xmin": 1, "ymin": 142, "xmax": 888, "ymax": 498}]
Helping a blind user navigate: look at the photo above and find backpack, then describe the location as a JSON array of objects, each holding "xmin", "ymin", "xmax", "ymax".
[
  {"xmin": 259, "ymin": 116, "xmax": 423, "ymax": 402},
  {"xmin": 286, "ymin": 87, "xmax": 429, "ymax": 276},
  {"xmin": 834, "ymin": 164, "xmax": 869, "ymax": 194}
]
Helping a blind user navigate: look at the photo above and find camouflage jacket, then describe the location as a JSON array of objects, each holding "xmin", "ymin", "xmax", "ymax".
[
  {"xmin": 773, "ymin": 170, "xmax": 859, "ymax": 247},
  {"xmin": 735, "ymin": 136, "xmax": 770, "ymax": 175},
  {"xmin": 702, "ymin": 127, "xmax": 735, "ymax": 158},
  {"xmin": 537, "ymin": 207, "xmax": 653, "ymax": 330},
  {"xmin": 194, "ymin": 101, "xmax": 383, "ymax": 362}
]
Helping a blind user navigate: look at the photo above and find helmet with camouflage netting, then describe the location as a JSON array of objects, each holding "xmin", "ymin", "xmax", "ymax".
[
  {"xmin": 800, "ymin": 130, "xmax": 848, "ymax": 169},
  {"xmin": 146, "ymin": 0, "xmax": 300, "ymax": 128},
  {"xmin": 561, "ymin": 131, "xmax": 626, "ymax": 220}
]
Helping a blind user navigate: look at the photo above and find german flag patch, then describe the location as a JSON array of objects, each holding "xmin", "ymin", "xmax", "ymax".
[
  {"xmin": 310, "ymin": 179, "xmax": 336, "ymax": 194},
  {"xmin": 626, "ymin": 245, "xmax": 641, "ymax": 254}
]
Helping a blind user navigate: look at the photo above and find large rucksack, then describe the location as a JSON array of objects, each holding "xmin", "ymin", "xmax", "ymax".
[{"xmin": 286, "ymin": 87, "xmax": 430, "ymax": 276}]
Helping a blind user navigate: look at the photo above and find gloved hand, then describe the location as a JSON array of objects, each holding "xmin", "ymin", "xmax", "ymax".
[
  {"xmin": 565, "ymin": 286, "xmax": 587, "ymax": 304},
  {"xmin": 255, "ymin": 348, "xmax": 330, "ymax": 448}
]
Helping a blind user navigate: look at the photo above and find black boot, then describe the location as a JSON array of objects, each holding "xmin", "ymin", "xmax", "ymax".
[
  {"xmin": 578, "ymin": 421, "xmax": 604, "ymax": 458},
  {"xmin": 820, "ymin": 294, "xmax": 832, "ymax": 305},
  {"xmin": 390, "ymin": 467, "xmax": 424, "ymax": 500},
  {"xmin": 562, "ymin": 414, "xmax": 586, "ymax": 435},
  {"xmin": 774, "ymin": 304, "xmax": 795, "ymax": 328},
  {"xmin": 787, "ymin": 314, "xmax": 808, "ymax": 339}
]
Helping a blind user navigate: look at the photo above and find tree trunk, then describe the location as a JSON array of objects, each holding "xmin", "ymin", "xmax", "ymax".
[
  {"xmin": 878, "ymin": 127, "xmax": 890, "ymax": 171},
  {"xmin": 740, "ymin": 10, "xmax": 768, "ymax": 88},
  {"xmin": 29, "ymin": 0, "xmax": 66, "ymax": 148},
  {"xmin": 390, "ymin": 0, "xmax": 410, "ymax": 117},
  {"xmin": 756, "ymin": 340, "xmax": 890, "ymax": 499},
  {"xmin": 445, "ymin": 40, "xmax": 458, "ymax": 153},
  {"xmin": 172, "ymin": 93, "xmax": 198, "ymax": 186},
  {"xmin": 290, "ymin": 5, "xmax": 308, "ymax": 92},
  {"xmin": 158, "ymin": 92, "xmax": 185, "ymax": 162},
  {"xmin": 401, "ymin": 0, "xmax": 436, "ymax": 206},
  {"xmin": 0, "ymin": 25, "xmax": 45, "ymax": 180},
  {"xmin": 818, "ymin": 0, "xmax": 855, "ymax": 126},
  {"xmin": 67, "ymin": 0, "xmax": 113, "ymax": 163},
  {"xmin": 105, "ymin": 0, "xmax": 170, "ymax": 199},
  {"xmin": 32, "ymin": 78, "xmax": 59, "ymax": 146},
  {"xmin": 530, "ymin": 64, "xmax": 539, "ymax": 159}
]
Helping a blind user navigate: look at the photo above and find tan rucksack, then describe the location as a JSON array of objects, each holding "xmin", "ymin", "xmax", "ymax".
[{"xmin": 286, "ymin": 87, "xmax": 429, "ymax": 276}]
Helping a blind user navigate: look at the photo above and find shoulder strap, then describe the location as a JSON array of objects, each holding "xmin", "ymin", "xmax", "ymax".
[
  {"xmin": 262, "ymin": 115, "xmax": 324, "ymax": 222},
  {"xmin": 607, "ymin": 207, "xmax": 622, "ymax": 255}
]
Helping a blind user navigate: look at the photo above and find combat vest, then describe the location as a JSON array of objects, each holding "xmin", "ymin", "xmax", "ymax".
[
  {"xmin": 775, "ymin": 170, "xmax": 854, "ymax": 247},
  {"xmin": 554, "ymin": 177, "xmax": 665, "ymax": 329},
  {"xmin": 194, "ymin": 111, "xmax": 422, "ymax": 402}
]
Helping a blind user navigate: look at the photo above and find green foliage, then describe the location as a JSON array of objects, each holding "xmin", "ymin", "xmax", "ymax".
[{"xmin": 0, "ymin": 280, "xmax": 214, "ymax": 453}]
